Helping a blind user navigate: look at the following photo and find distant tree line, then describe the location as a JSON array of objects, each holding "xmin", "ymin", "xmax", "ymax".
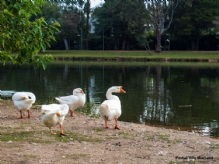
[
  {"xmin": 41, "ymin": 0, "xmax": 219, "ymax": 51},
  {"xmin": 1, "ymin": 0, "xmax": 219, "ymax": 66}
]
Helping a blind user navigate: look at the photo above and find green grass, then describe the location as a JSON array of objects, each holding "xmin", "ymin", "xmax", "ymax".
[
  {"xmin": 55, "ymin": 131, "xmax": 102, "ymax": 143},
  {"xmin": 40, "ymin": 50, "xmax": 219, "ymax": 60},
  {"xmin": 118, "ymin": 131, "xmax": 134, "ymax": 139},
  {"xmin": 0, "ymin": 130, "xmax": 53, "ymax": 143},
  {"xmin": 158, "ymin": 134, "xmax": 170, "ymax": 142},
  {"xmin": 62, "ymin": 154, "xmax": 87, "ymax": 159},
  {"xmin": 76, "ymin": 102, "xmax": 99, "ymax": 118},
  {"xmin": 23, "ymin": 154, "xmax": 37, "ymax": 159},
  {"xmin": 38, "ymin": 50, "xmax": 219, "ymax": 69},
  {"xmin": 0, "ymin": 129, "xmax": 102, "ymax": 143},
  {"xmin": 209, "ymin": 143, "xmax": 219, "ymax": 150}
]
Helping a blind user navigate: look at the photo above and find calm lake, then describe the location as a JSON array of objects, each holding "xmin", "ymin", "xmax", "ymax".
[{"xmin": 1, "ymin": 61, "xmax": 219, "ymax": 138}]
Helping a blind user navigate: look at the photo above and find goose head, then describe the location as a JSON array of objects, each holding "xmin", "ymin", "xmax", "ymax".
[
  {"xmin": 73, "ymin": 88, "xmax": 85, "ymax": 95},
  {"xmin": 108, "ymin": 86, "xmax": 126, "ymax": 93}
]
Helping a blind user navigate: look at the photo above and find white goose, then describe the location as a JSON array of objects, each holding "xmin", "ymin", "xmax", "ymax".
[
  {"xmin": 55, "ymin": 88, "xmax": 86, "ymax": 117},
  {"xmin": 98, "ymin": 86, "xmax": 126, "ymax": 129},
  {"xmin": 12, "ymin": 92, "xmax": 36, "ymax": 119},
  {"xmin": 41, "ymin": 104, "xmax": 69, "ymax": 136}
]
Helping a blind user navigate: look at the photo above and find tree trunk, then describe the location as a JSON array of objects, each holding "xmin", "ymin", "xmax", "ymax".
[
  {"xmin": 191, "ymin": 38, "xmax": 200, "ymax": 50},
  {"xmin": 155, "ymin": 29, "xmax": 162, "ymax": 53},
  {"xmin": 122, "ymin": 40, "xmax": 126, "ymax": 50},
  {"xmin": 85, "ymin": 0, "xmax": 90, "ymax": 50}
]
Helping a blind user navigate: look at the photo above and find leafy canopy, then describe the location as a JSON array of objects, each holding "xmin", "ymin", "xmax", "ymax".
[{"xmin": 0, "ymin": 0, "xmax": 60, "ymax": 69}]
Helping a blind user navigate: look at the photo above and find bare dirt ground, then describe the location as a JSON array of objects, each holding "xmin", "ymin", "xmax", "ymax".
[{"xmin": 0, "ymin": 99, "xmax": 219, "ymax": 164}]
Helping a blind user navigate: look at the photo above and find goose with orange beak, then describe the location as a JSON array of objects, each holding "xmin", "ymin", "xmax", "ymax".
[
  {"xmin": 98, "ymin": 86, "xmax": 126, "ymax": 129},
  {"xmin": 41, "ymin": 104, "xmax": 69, "ymax": 136}
]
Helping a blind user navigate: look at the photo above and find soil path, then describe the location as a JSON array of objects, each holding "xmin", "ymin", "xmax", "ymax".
[{"xmin": 0, "ymin": 99, "xmax": 219, "ymax": 164}]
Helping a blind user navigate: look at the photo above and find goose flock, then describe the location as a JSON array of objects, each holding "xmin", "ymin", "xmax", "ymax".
[{"xmin": 11, "ymin": 86, "xmax": 126, "ymax": 136}]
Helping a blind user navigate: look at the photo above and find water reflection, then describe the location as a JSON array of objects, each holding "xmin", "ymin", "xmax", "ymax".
[{"xmin": 1, "ymin": 61, "xmax": 219, "ymax": 137}]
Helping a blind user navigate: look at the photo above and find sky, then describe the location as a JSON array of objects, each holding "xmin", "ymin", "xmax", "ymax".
[{"xmin": 90, "ymin": 0, "xmax": 104, "ymax": 8}]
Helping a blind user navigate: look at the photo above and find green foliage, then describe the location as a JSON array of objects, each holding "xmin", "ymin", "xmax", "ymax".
[
  {"xmin": 92, "ymin": 0, "xmax": 149, "ymax": 50},
  {"xmin": 209, "ymin": 143, "xmax": 219, "ymax": 150},
  {"xmin": 0, "ymin": 0, "xmax": 60, "ymax": 68},
  {"xmin": 0, "ymin": 130, "xmax": 53, "ymax": 143},
  {"xmin": 62, "ymin": 154, "xmax": 87, "ymax": 159},
  {"xmin": 168, "ymin": 0, "xmax": 219, "ymax": 50},
  {"xmin": 76, "ymin": 102, "xmax": 99, "ymax": 118}
]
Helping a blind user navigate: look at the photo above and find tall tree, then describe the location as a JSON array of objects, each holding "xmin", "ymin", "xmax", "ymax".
[
  {"xmin": 93, "ymin": 0, "xmax": 148, "ymax": 50},
  {"xmin": 0, "ymin": 0, "xmax": 60, "ymax": 69},
  {"xmin": 144, "ymin": 0, "xmax": 178, "ymax": 53},
  {"xmin": 60, "ymin": 11, "xmax": 80, "ymax": 49},
  {"xmin": 39, "ymin": 1, "xmax": 61, "ymax": 24},
  {"xmin": 169, "ymin": 0, "xmax": 219, "ymax": 50},
  {"xmin": 84, "ymin": 0, "xmax": 91, "ymax": 50},
  {"xmin": 44, "ymin": 0, "xmax": 86, "ymax": 50}
]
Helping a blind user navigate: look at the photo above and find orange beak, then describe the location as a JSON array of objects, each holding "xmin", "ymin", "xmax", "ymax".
[
  {"xmin": 80, "ymin": 89, "xmax": 84, "ymax": 94},
  {"xmin": 56, "ymin": 111, "xmax": 61, "ymax": 117},
  {"xmin": 120, "ymin": 86, "xmax": 126, "ymax": 93},
  {"xmin": 22, "ymin": 97, "xmax": 28, "ymax": 100}
]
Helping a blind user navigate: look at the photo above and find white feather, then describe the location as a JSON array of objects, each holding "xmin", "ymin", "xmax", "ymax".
[
  {"xmin": 98, "ymin": 86, "xmax": 126, "ymax": 129},
  {"xmin": 55, "ymin": 88, "xmax": 86, "ymax": 116},
  {"xmin": 41, "ymin": 104, "xmax": 69, "ymax": 129},
  {"xmin": 12, "ymin": 92, "xmax": 36, "ymax": 117}
]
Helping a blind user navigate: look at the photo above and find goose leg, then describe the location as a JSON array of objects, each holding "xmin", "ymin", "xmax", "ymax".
[
  {"xmin": 27, "ymin": 110, "xmax": 30, "ymax": 118},
  {"xmin": 50, "ymin": 128, "xmax": 56, "ymax": 135},
  {"xmin": 59, "ymin": 124, "xmax": 67, "ymax": 136},
  {"xmin": 114, "ymin": 118, "xmax": 120, "ymax": 130},
  {"xmin": 105, "ymin": 120, "xmax": 109, "ymax": 129},
  {"xmin": 18, "ymin": 111, "xmax": 23, "ymax": 119},
  {"xmin": 70, "ymin": 110, "xmax": 75, "ymax": 117}
]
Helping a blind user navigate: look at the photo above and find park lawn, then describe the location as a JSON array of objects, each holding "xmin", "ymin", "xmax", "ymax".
[{"xmin": 40, "ymin": 50, "xmax": 219, "ymax": 60}]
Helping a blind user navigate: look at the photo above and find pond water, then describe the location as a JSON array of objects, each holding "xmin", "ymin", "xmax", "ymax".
[{"xmin": 1, "ymin": 61, "xmax": 219, "ymax": 138}]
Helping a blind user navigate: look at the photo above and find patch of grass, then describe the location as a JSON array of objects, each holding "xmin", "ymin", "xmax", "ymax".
[
  {"xmin": 168, "ymin": 162, "xmax": 177, "ymax": 164},
  {"xmin": 63, "ymin": 154, "xmax": 87, "ymax": 159},
  {"xmin": 76, "ymin": 102, "xmax": 99, "ymax": 118},
  {"xmin": 20, "ymin": 121, "xmax": 32, "ymax": 125},
  {"xmin": 209, "ymin": 143, "xmax": 219, "ymax": 150},
  {"xmin": 23, "ymin": 154, "xmax": 37, "ymax": 159},
  {"xmin": 55, "ymin": 131, "xmax": 102, "ymax": 143},
  {"xmin": 173, "ymin": 139, "xmax": 182, "ymax": 144},
  {"xmin": 158, "ymin": 134, "xmax": 170, "ymax": 142},
  {"xmin": 42, "ymin": 50, "xmax": 219, "ymax": 60},
  {"xmin": 0, "ymin": 130, "xmax": 53, "ymax": 143},
  {"xmin": 94, "ymin": 127, "xmax": 104, "ymax": 132},
  {"xmin": 105, "ymin": 136, "xmax": 119, "ymax": 140},
  {"xmin": 144, "ymin": 134, "xmax": 177, "ymax": 144},
  {"xmin": 118, "ymin": 131, "xmax": 134, "ymax": 139},
  {"xmin": 0, "ymin": 130, "xmax": 102, "ymax": 143},
  {"xmin": 144, "ymin": 135, "xmax": 154, "ymax": 141}
]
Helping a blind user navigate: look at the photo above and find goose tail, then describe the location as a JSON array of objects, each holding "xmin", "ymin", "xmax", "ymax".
[{"xmin": 99, "ymin": 104, "xmax": 110, "ymax": 118}]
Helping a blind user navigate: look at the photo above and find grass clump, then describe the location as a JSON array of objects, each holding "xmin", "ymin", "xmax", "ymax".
[
  {"xmin": 76, "ymin": 102, "xmax": 99, "ymax": 118},
  {"xmin": 0, "ymin": 130, "xmax": 102, "ymax": 143},
  {"xmin": 23, "ymin": 154, "xmax": 37, "ymax": 159},
  {"xmin": 118, "ymin": 131, "xmax": 134, "ymax": 139},
  {"xmin": 209, "ymin": 143, "xmax": 219, "ymax": 150},
  {"xmin": 55, "ymin": 131, "xmax": 102, "ymax": 143},
  {"xmin": 158, "ymin": 134, "xmax": 170, "ymax": 142},
  {"xmin": 94, "ymin": 127, "xmax": 104, "ymax": 132},
  {"xmin": 63, "ymin": 154, "xmax": 87, "ymax": 159},
  {"xmin": 0, "ymin": 130, "xmax": 53, "ymax": 143}
]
